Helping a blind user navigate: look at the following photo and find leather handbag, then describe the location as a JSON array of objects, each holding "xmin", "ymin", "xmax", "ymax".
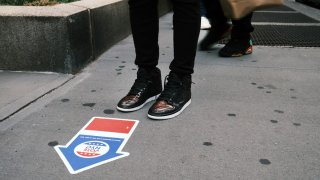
[{"xmin": 219, "ymin": 0, "xmax": 283, "ymax": 19}]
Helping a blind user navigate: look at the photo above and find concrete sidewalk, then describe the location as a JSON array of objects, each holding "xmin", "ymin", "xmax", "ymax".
[
  {"xmin": 0, "ymin": 71, "xmax": 73, "ymax": 122},
  {"xmin": 1, "ymin": 8, "xmax": 320, "ymax": 180}
]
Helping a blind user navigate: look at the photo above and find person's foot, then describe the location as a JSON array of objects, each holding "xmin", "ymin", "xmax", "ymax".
[
  {"xmin": 117, "ymin": 67, "xmax": 162, "ymax": 112},
  {"xmin": 148, "ymin": 72, "xmax": 191, "ymax": 120},
  {"xmin": 219, "ymin": 35, "xmax": 253, "ymax": 57},
  {"xmin": 200, "ymin": 16, "xmax": 211, "ymax": 30},
  {"xmin": 199, "ymin": 24, "xmax": 232, "ymax": 51}
]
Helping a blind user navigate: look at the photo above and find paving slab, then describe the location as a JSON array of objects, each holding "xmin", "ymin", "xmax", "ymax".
[
  {"xmin": 1, "ymin": 11, "xmax": 320, "ymax": 180},
  {"xmin": 0, "ymin": 71, "xmax": 73, "ymax": 121}
]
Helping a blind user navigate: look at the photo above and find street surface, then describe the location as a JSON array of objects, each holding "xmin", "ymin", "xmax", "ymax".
[{"xmin": 1, "ymin": 0, "xmax": 320, "ymax": 179}]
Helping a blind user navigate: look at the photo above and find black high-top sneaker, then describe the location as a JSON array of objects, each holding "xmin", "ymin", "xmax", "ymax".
[
  {"xmin": 199, "ymin": 24, "xmax": 232, "ymax": 51},
  {"xmin": 219, "ymin": 34, "xmax": 253, "ymax": 57},
  {"xmin": 117, "ymin": 67, "xmax": 162, "ymax": 112},
  {"xmin": 148, "ymin": 72, "xmax": 192, "ymax": 120}
]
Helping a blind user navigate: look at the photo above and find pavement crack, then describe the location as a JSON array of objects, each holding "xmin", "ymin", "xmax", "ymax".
[{"xmin": 0, "ymin": 76, "xmax": 75, "ymax": 123}]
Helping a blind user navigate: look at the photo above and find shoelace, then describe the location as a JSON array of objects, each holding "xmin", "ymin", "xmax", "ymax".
[
  {"xmin": 158, "ymin": 75, "xmax": 182, "ymax": 103},
  {"xmin": 128, "ymin": 69, "xmax": 152, "ymax": 95},
  {"xmin": 128, "ymin": 77, "xmax": 150, "ymax": 96}
]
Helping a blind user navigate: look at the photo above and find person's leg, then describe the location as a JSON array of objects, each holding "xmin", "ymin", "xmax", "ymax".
[
  {"xmin": 204, "ymin": 0, "xmax": 228, "ymax": 27},
  {"xmin": 231, "ymin": 13, "xmax": 254, "ymax": 38},
  {"xmin": 117, "ymin": 0, "xmax": 162, "ymax": 112},
  {"xmin": 199, "ymin": 0, "xmax": 231, "ymax": 50},
  {"xmin": 200, "ymin": 0, "xmax": 206, "ymax": 17},
  {"xmin": 129, "ymin": 0, "xmax": 159, "ymax": 68},
  {"xmin": 148, "ymin": 0, "xmax": 201, "ymax": 120},
  {"xmin": 200, "ymin": 0, "xmax": 211, "ymax": 29},
  {"xmin": 219, "ymin": 13, "xmax": 254, "ymax": 57},
  {"xmin": 169, "ymin": 0, "xmax": 201, "ymax": 75}
]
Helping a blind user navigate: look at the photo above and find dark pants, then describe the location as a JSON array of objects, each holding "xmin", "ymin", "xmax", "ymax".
[
  {"xmin": 203, "ymin": 0, "xmax": 254, "ymax": 37},
  {"xmin": 128, "ymin": 0, "xmax": 200, "ymax": 75},
  {"xmin": 200, "ymin": 0, "xmax": 207, "ymax": 16}
]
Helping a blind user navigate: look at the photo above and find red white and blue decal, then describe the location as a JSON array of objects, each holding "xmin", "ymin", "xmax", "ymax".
[
  {"xmin": 74, "ymin": 141, "xmax": 109, "ymax": 158},
  {"xmin": 54, "ymin": 117, "xmax": 139, "ymax": 174}
]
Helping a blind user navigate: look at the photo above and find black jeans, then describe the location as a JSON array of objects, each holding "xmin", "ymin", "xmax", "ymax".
[
  {"xmin": 128, "ymin": 0, "xmax": 200, "ymax": 75},
  {"xmin": 203, "ymin": 0, "xmax": 254, "ymax": 37}
]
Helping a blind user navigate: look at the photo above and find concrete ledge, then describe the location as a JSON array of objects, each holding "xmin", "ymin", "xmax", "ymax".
[{"xmin": 0, "ymin": 0, "xmax": 171, "ymax": 74}]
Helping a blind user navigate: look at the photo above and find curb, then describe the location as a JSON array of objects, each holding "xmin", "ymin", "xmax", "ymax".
[{"xmin": 0, "ymin": 0, "xmax": 171, "ymax": 74}]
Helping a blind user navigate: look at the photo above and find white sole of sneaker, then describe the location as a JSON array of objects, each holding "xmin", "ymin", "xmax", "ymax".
[
  {"xmin": 116, "ymin": 94, "xmax": 160, "ymax": 112},
  {"xmin": 147, "ymin": 99, "xmax": 191, "ymax": 120}
]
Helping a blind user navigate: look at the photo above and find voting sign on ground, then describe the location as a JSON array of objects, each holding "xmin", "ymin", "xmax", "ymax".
[{"xmin": 54, "ymin": 117, "xmax": 139, "ymax": 174}]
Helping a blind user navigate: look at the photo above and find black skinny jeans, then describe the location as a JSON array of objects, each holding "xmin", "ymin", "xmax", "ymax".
[
  {"xmin": 203, "ymin": 0, "xmax": 254, "ymax": 37},
  {"xmin": 128, "ymin": 0, "xmax": 200, "ymax": 75}
]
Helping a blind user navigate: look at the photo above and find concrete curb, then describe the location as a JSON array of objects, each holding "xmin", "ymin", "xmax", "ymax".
[{"xmin": 0, "ymin": 0, "xmax": 171, "ymax": 74}]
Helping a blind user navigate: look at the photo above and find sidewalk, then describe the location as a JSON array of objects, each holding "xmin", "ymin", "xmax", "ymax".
[
  {"xmin": 0, "ymin": 71, "xmax": 73, "ymax": 122},
  {"xmin": 1, "ymin": 4, "xmax": 320, "ymax": 180}
]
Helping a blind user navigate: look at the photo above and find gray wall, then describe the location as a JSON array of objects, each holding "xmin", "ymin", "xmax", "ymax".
[{"xmin": 0, "ymin": 0, "xmax": 171, "ymax": 74}]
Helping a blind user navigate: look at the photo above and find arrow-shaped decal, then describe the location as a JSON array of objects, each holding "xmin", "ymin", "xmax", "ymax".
[{"xmin": 54, "ymin": 117, "xmax": 139, "ymax": 174}]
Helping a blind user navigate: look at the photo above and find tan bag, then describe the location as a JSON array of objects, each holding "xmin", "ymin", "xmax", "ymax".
[{"xmin": 219, "ymin": 0, "xmax": 283, "ymax": 19}]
